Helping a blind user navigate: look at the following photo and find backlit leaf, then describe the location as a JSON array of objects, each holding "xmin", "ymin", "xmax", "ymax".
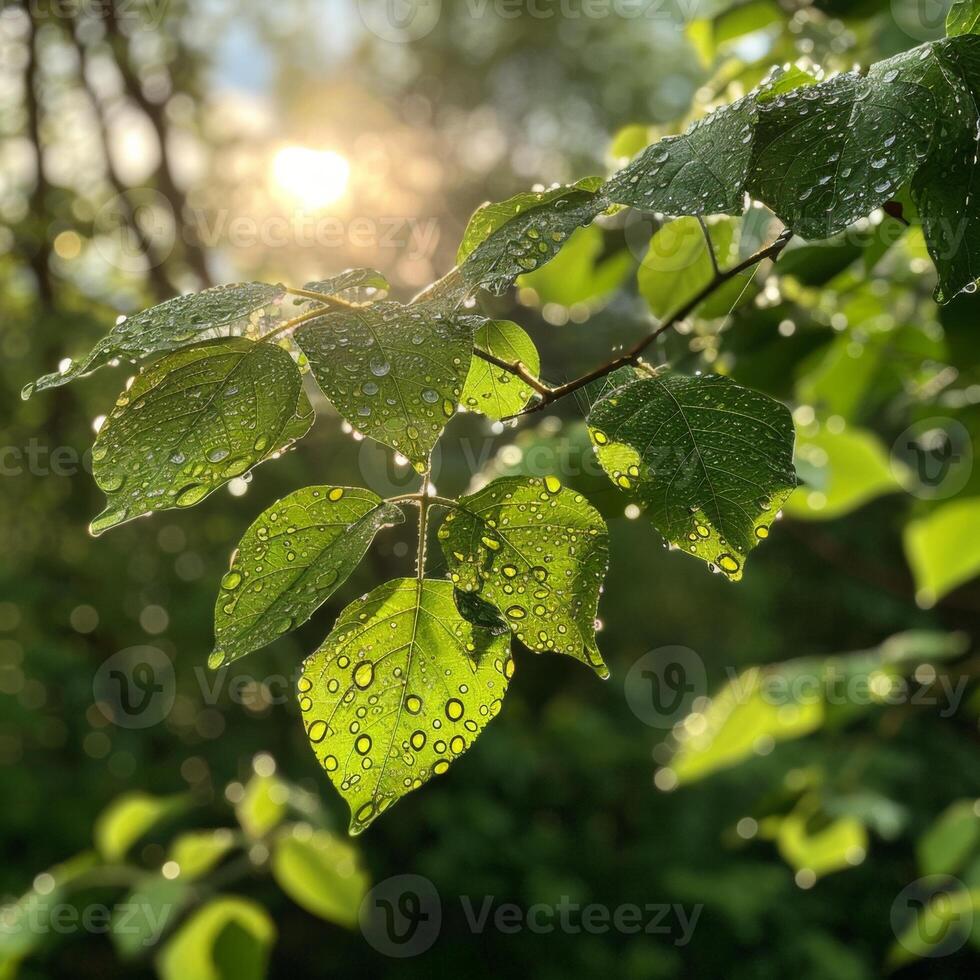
[
  {"xmin": 23, "ymin": 282, "xmax": 284, "ymax": 399},
  {"xmin": 94, "ymin": 792, "xmax": 188, "ymax": 862},
  {"xmin": 298, "ymin": 578, "xmax": 513, "ymax": 834},
  {"xmin": 452, "ymin": 178, "xmax": 607, "ymax": 297},
  {"xmin": 948, "ymin": 0, "xmax": 980, "ymax": 36},
  {"xmin": 437, "ymin": 476, "xmax": 610, "ymax": 678},
  {"xmin": 588, "ymin": 373, "xmax": 796, "ymax": 580},
  {"xmin": 211, "ymin": 487, "xmax": 404, "ymax": 667},
  {"xmin": 461, "ymin": 319, "xmax": 540, "ymax": 419},
  {"xmin": 90, "ymin": 338, "xmax": 313, "ymax": 535},
  {"xmin": 272, "ymin": 826, "xmax": 369, "ymax": 928},
  {"xmin": 295, "ymin": 302, "xmax": 472, "ymax": 470},
  {"xmin": 904, "ymin": 497, "xmax": 980, "ymax": 607},
  {"xmin": 156, "ymin": 897, "xmax": 275, "ymax": 980}
]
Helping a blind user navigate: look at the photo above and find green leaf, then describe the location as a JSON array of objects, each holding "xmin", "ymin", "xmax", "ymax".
[
  {"xmin": 517, "ymin": 224, "xmax": 633, "ymax": 308},
  {"xmin": 638, "ymin": 217, "xmax": 755, "ymax": 319},
  {"xmin": 904, "ymin": 497, "xmax": 980, "ymax": 607},
  {"xmin": 271, "ymin": 826, "xmax": 369, "ymax": 928},
  {"xmin": 235, "ymin": 773, "xmax": 288, "ymax": 839},
  {"xmin": 746, "ymin": 60, "xmax": 933, "ymax": 240},
  {"xmin": 211, "ymin": 487, "xmax": 404, "ymax": 667},
  {"xmin": 90, "ymin": 338, "xmax": 313, "ymax": 535},
  {"xmin": 588, "ymin": 373, "xmax": 796, "ymax": 581},
  {"xmin": 437, "ymin": 475, "xmax": 609, "ymax": 678},
  {"xmin": 888, "ymin": 887, "xmax": 980, "ymax": 966},
  {"xmin": 453, "ymin": 178, "xmax": 607, "ymax": 297},
  {"xmin": 111, "ymin": 876, "xmax": 191, "ymax": 958},
  {"xmin": 156, "ymin": 897, "xmax": 275, "ymax": 980},
  {"xmin": 94, "ymin": 792, "xmax": 187, "ymax": 862},
  {"xmin": 918, "ymin": 801, "xmax": 980, "ymax": 876},
  {"xmin": 786, "ymin": 424, "xmax": 902, "ymax": 520},
  {"xmin": 295, "ymin": 302, "xmax": 472, "ymax": 470},
  {"xmin": 298, "ymin": 578, "xmax": 513, "ymax": 834},
  {"xmin": 772, "ymin": 801, "xmax": 868, "ymax": 880},
  {"xmin": 606, "ymin": 97, "xmax": 756, "ymax": 217},
  {"xmin": 949, "ymin": 1, "xmax": 980, "ymax": 36},
  {"xmin": 460, "ymin": 320, "xmax": 540, "ymax": 419},
  {"xmin": 910, "ymin": 36, "xmax": 980, "ymax": 300},
  {"xmin": 168, "ymin": 830, "xmax": 237, "ymax": 881},
  {"xmin": 301, "ymin": 268, "xmax": 389, "ymax": 298},
  {"xmin": 23, "ymin": 282, "xmax": 284, "ymax": 399}
]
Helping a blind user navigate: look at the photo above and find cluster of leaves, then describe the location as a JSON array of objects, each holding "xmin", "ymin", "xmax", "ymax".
[
  {"xmin": 25, "ymin": 8, "xmax": 980, "ymax": 833},
  {"xmin": 0, "ymin": 759, "xmax": 369, "ymax": 978}
]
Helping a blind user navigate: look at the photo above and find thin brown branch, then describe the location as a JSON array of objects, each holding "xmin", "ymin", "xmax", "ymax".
[
  {"xmin": 503, "ymin": 226, "xmax": 794, "ymax": 419},
  {"xmin": 472, "ymin": 348, "xmax": 553, "ymax": 396}
]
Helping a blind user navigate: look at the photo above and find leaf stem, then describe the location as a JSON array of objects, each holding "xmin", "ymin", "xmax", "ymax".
[
  {"xmin": 284, "ymin": 286, "xmax": 359, "ymax": 307},
  {"xmin": 503, "ymin": 226, "xmax": 793, "ymax": 419},
  {"xmin": 415, "ymin": 468, "xmax": 431, "ymax": 580},
  {"xmin": 698, "ymin": 216, "xmax": 721, "ymax": 277},
  {"xmin": 472, "ymin": 348, "xmax": 554, "ymax": 396},
  {"xmin": 260, "ymin": 304, "xmax": 334, "ymax": 342}
]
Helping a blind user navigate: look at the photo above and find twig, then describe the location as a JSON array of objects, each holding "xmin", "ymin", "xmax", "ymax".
[
  {"xmin": 472, "ymin": 348, "xmax": 553, "ymax": 396},
  {"xmin": 503, "ymin": 227, "xmax": 794, "ymax": 419}
]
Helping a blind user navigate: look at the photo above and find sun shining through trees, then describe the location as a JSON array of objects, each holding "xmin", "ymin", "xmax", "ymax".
[{"xmin": 271, "ymin": 146, "xmax": 350, "ymax": 210}]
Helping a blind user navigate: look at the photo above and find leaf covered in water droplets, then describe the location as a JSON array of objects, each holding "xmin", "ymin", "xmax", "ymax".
[
  {"xmin": 301, "ymin": 269, "xmax": 389, "ymax": 299},
  {"xmin": 211, "ymin": 487, "xmax": 405, "ymax": 667},
  {"xmin": 587, "ymin": 374, "xmax": 796, "ymax": 581},
  {"xmin": 294, "ymin": 302, "xmax": 473, "ymax": 470},
  {"xmin": 605, "ymin": 96, "xmax": 757, "ymax": 217},
  {"xmin": 90, "ymin": 338, "xmax": 313, "ymax": 535},
  {"xmin": 438, "ymin": 476, "xmax": 609, "ymax": 678},
  {"xmin": 909, "ymin": 35, "xmax": 980, "ymax": 301},
  {"xmin": 23, "ymin": 282, "xmax": 285, "ymax": 399},
  {"xmin": 461, "ymin": 319, "xmax": 541, "ymax": 419},
  {"xmin": 449, "ymin": 178, "xmax": 607, "ymax": 298},
  {"xmin": 298, "ymin": 578, "xmax": 513, "ymax": 834},
  {"xmin": 746, "ymin": 62, "xmax": 934, "ymax": 240}
]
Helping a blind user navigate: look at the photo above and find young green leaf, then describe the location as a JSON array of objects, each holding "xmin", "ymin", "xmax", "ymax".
[
  {"xmin": 23, "ymin": 282, "xmax": 284, "ymax": 399},
  {"xmin": 746, "ymin": 63, "xmax": 933, "ymax": 239},
  {"xmin": 588, "ymin": 373, "xmax": 796, "ymax": 581},
  {"xmin": 605, "ymin": 97, "xmax": 756, "ymax": 216},
  {"xmin": 90, "ymin": 338, "xmax": 313, "ymax": 535},
  {"xmin": 295, "ymin": 302, "xmax": 472, "ymax": 470},
  {"xmin": 461, "ymin": 319, "xmax": 541, "ymax": 419},
  {"xmin": 301, "ymin": 268, "xmax": 389, "ymax": 298},
  {"xmin": 272, "ymin": 826, "xmax": 369, "ymax": 928},
  {"xmin": 948, "ymin": 0, "xmax": 980, "ymax": 36},
  {"xmin": 211, "ymin": 486, "xmax": 404, "ymax": 667},
  {"xmin": 452, "ymin": 178, "xmax": 607, "ymax": 297},
  {"xmin": 638, "ymin": 217, "xmax": 754, "ymax": 319},
  {"xmin": 437, "ymin": 476, "xmax": 610, "ymax": 678},
  {"xmin": 298, "ymin": 578, "xmax": 513, "ymax": 834}
]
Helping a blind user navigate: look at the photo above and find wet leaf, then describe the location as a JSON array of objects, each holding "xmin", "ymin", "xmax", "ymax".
[
  {"xmin": 605, "ymin": 96, "xmax": 756, "ymax": 216},
  {"xmin": 301, "ymin": 268, "xmax": 389, "ymax": 298},
  {"xmin": 909, "ymin": 36, "xmax": 980, "ymax": 300},
  {"xmin": 295, "ymin": 302, "xmax": 472, "ymax": 470},
  {"xmin": 438, "ymin": 475, "xmax": 609, "ymax": 678},
  {"xmin": 298, "ymin": 578, "xmax": 513, "ymax": 834},
  {"xmin": 461, "ymin": 319, "xmax": 540, "ymax": 419},
  {"xmin": 588, "ymin": 373, "xmax": 796, "ymax": 581},
  {"xmin": 212, "ymin": 486, "xmax": 404, "ymax": 666},
  {"xmin": 23, "ymin": 282, "xmax": 284, "ymax": 399},
  {"xmin": 451, "ymin": 178, "xmax": 607, "ymax": 297},
  {"xmin": 746, "ymin": 61, "xmax": 934, "ymax": 239},
  {"xmin": 90, "ymin": 338, "xmax": 313, "ymax": 535}
]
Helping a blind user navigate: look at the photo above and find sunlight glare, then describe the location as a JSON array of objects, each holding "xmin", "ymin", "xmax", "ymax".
[{"xmin": 271, "ymin": 146, "xmax": 350, "ymax": 210}]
